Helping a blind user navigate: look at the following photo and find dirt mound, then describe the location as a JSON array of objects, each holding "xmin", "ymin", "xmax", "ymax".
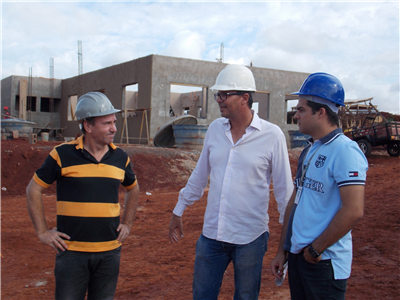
[
  {"xmin": 1, "ymin": 139, "xmax": 201, "ymax": 195},
  {"xmin": 1, "ymin": 139, "xmax": 399, "ymax": 299}
]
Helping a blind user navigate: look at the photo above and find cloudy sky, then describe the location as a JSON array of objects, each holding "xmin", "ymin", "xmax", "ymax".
[{"xmin": 1, "ymin": 0, "xmax": 399, "ymax": 114}]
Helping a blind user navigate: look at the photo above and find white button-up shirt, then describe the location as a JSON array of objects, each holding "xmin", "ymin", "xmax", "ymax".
[{"xmin": 173, "ymin": 112, "xmax": 293, "ymax": 244}]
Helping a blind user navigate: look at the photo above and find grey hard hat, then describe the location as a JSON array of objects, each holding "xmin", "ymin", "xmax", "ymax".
[{"xmin": 75, "ymin": 92, "xmax": 120, "ymax": 121}]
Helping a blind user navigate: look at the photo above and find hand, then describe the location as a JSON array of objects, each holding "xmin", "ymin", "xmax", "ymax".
[
  {"xmin": 117, "ymin": 223, "xmax": 132, "ymax": 243},
  {"xmin": 271, "ymin": 250, "xmax": 287, "ymax": 279},
  {"xmin": 303, "ymin": 246, "xmax": 322, "ymax": 264},
  {"xmin": 38, "ymin": 228, "xmax": 70, "ymax": 253},
  {"xmin": 169, "ymin": 214, "xmax": 183, "ymax": 243}
]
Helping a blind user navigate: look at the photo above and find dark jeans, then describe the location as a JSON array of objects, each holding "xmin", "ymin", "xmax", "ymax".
[
  {"xmin": 193, "ymin": 232, "xmax": 269, "ymax": 300},
  {"xmin": 54, "ymin": 247, "xmax": 121, "ymax": 300},
  {"xmin": 288, "ymin": 252, "xmax": 347, "ymax": 300}
]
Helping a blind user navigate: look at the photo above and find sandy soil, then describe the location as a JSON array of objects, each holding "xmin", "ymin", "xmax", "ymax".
[{"xmin": 1, "ymin": 139, "xmax": 399, "ymax": 299}]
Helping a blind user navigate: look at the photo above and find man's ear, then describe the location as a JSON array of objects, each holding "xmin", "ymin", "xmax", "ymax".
[
  {"xmin": 318, "ymin": 107, "xmax": 328, "ymax": 119},
  {"xmin": 83, "ymin": 120, "xmax": 92, "ymax": 133},
  {"xmin": 241, "ymin": 93, "xmax": 250, "ymax": 105}
]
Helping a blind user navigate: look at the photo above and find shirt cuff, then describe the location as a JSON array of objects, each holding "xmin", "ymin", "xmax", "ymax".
[{"xmin": 172, "ymin": 201, "xmax": 187, "ymax": 217}]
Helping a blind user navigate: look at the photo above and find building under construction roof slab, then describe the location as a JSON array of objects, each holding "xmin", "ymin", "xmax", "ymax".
[{"xmin": 2, "ymin": 54, "xmax": 309, "ymax": 147}]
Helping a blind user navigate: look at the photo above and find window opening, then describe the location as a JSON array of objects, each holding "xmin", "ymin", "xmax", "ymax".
[
  {"xmin": 68, "ymin": 95, "xmax": 78, "ymax": 121},
  {"xmin": 27, "ymin": 96, "xmax": 37, "ymax": 112},
  {"xmin": 252, "ymin": 92, "xmax": 269, "ymax": 121},
  {"xmin": 169, "ymin": 106, "xmax": 175, "ymax": 117},
  {"xmin": 40, "ymin": 97, "xmax": 61, "ymax": 112},
  {"xmin": 182, "ymin": 107, "xmax": 190, "ymax": 115},
  {"xmin": 170, "ymin": 84, "xmax": 207, "ymax": 119},
  {"xmin": 252, "ymin": 102, "xmax": 259, "ymax": 114},
  {"xmin": 286, "ymin": 98, "xmax": 299, "ymax": 124},
  {"xmin": 15, "ymin": 95, "xmax": 20, "ymax": 111},
  {"xmin": 123, "ymin": 83, "xmax": 139, "ymax": 117}
]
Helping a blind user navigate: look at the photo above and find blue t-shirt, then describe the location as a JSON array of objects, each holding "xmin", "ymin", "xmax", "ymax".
[{"xmin": 284, "ymin": 128, "xmax": 368, "ymax": 279}]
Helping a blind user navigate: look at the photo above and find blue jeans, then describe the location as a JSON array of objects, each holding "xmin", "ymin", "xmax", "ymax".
[
  {"xmin": 54, "ymin": 247, "xmax": 121, "ymax": 300},
  {"xmin": 288, "ymin": 252, "xmax": 347, "ymax": 300},
  {"xmin": 193, "ymin": 232, "xmax": 269, "ymax": 300}
]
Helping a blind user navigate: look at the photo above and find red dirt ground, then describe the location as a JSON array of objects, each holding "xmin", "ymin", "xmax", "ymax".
[{"xmin": 1, "ymin": 139, "xmax": 399, "ymax": 299}]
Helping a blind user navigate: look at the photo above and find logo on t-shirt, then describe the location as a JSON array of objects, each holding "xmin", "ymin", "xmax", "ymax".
[
  {"xmin": 348, "ymin": 171, "xmax": 359, "ymax": 177},
  {"xmin": 315, "ymin": 154, "xmax": 327, "ymax": 168},
  {"xmin": 303, "ymin": 177, "xmax": 324, "ymax": 193}
]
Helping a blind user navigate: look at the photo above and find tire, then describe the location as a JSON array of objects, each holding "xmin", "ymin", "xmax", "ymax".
[
  {"xmin": 357, "ymin": 140, "xmax": 372, "ymax": 157},
  {"xmin": 387, "ymin": 142, "xmax": 400, "ymax": 157}
]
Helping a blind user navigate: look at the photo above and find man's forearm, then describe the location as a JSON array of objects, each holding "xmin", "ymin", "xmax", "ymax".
[
  {"xmin": 276, "ymin": 189, "xmax": 296, "ymax": 253},
  {"xmin": 26, "ymin": 179, "xmax": 48, "ymax": 235},
  {"xmin": 312, "ymin": 185, "xmax": 364, "ymax": 254},
  {"xmin": 121, "ymin": 183, "xmax": 139, "ymax": 226}
]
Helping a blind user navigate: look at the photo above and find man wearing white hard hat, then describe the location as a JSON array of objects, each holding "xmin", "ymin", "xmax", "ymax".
[
  {"xmin": 271, "ymin": 73, "xmax": 368, "ymax": 299},
  {"xmin": 169, "ymin": 65, "xmax": 293, "ymax": 299},
  {"xmin": 26, "ymin": 92, "xmax": 139, "ymax": 299}
]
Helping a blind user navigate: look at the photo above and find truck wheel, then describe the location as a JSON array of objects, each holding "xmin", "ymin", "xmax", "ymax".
[
  {"xmin": 387, "ymin": 142, "xmax": 400, "ymax": 157},
  {"xmin": 357, "ymin": 140, "xmax": 372, "ymax": 157}
]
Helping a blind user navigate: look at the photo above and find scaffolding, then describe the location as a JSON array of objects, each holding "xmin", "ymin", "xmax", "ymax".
[
  {"xmin": 27, "ymin": 67, "xmax": 33, "ymax": 121},
  {"xmin": 119, "ymin": 108, "xmax": 150, "ymax": 145},
  {"xmin": 49, "ymin": 57, "xmax": 54, "ymax": 128}
]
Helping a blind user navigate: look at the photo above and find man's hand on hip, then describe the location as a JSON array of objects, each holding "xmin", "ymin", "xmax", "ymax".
[{"xmin": 38, "ymin": 228, "xmax": 70, "ymax": 253}]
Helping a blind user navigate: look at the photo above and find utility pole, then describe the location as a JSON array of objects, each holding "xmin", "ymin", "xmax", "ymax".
[
  {"xmin": 78, "ymin": 40, "xmax": 83, "ymax": 96},
  {"xmin": 216, "ymin": 42, "xmax": 224, "ymax": 63}
]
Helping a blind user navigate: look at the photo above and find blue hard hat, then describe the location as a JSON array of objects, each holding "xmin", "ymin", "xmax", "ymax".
[{"xmin": 291, "ymin": 72, "xmax": 345, "ymax": 106}]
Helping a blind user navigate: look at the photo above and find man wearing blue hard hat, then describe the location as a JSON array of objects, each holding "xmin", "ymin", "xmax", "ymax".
[{"xmin": 271, "ymin": 73, "xmax": 368, "ymax": 299}]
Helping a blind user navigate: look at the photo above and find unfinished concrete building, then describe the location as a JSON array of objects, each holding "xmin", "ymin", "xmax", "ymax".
[
  {"xmin": 1, "ymin": 75, "xmax": 62, "ymax": 128},
  {"xmin": 1, "ymin": 54, "xmax": 309, "ymax": 147}
]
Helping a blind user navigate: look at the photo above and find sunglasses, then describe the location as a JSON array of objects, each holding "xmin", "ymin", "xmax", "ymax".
[{"xmin": 213, "ymin": 92, "xmax": 244, "ymax": 101}]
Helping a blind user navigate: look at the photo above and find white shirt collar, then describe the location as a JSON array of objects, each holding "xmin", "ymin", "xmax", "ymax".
[{"xmin": 222, "ymin": 109, "xmax": 262, "ymax": 131}]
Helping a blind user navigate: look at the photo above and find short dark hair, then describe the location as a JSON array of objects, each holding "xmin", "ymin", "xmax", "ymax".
[
  {"xmin": 247, "ymin": 92, "xmax": 254, "ymax": 109},
  {"xmin": 80, "ymin": 117, "xmax": 96, "ymax": 134},
  {"xmin": 240, "ymin": 91, "xmax": 254, "ymax": 109},
  {"xmin": 307, "ymin": 100, "xmax": 339, "ymax": 127}
]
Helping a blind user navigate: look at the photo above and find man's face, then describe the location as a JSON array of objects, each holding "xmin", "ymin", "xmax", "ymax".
[
  {"xmin": 216, "ymin": 90, "xmax": 244, "ymax": 119},
  {"xmin": 87, "ymin": 114, "xmax": 117, "ymax": 145},
  {"xmin": 294, "ymin": 98, "xmax": 318, "ymax": 135}
]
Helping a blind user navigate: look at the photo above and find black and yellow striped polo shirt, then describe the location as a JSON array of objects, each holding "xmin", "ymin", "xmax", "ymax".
[{"xmin": 33, "ymin": 135, "xmax": 137, "ymax": 252}]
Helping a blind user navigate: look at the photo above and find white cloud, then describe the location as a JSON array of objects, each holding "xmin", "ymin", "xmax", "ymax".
[
  {"xmin": 162, "ymin": 31, "xmax": 206, "ymax": 60},
  {"xmin": 1, "ymin": 1, "xmax": 399, "ymax": 114}
]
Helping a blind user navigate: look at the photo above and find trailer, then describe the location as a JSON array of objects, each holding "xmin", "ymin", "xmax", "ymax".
[{"xmin": 342, "ymin": 99, "xmax": 400, "ymax": 157}]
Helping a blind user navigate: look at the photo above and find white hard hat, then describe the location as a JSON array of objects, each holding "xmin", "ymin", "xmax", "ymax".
[
  {"xmin": 75, "ymin": 92, "xmax": 120, "ymax": 121},
  {"xmin": 210, "ymin": 64, "xmax": 256, "ymax": 92}
]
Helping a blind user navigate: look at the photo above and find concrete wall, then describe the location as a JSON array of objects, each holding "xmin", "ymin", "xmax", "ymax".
[
  {"xmin": 61, "ymin": 55, "xmax": 153, "ymax": 142},
  {"xmin": 150, "ymin": 55, "xmax": 224, "ymax": 137},
  {"xmin": 2, "ymin": 55, "xmax": 309, "ymax": 147},
  {"xmin": 0, "ymin": 75, "xmax": 62, "ymax": 128},
  {"xmin": 150, "ymin": 55, "xmax": 309, "ymax": 146},
  {"xmin": 250, "ymin": 67, "xmax": 309, "ymax": 144},
  {"xmin": 1, "ymin": 76, "xmax": 13, "ymax": 118}
]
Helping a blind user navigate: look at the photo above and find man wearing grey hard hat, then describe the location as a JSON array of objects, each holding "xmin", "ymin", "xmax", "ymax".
[{"xmin": 26, "ymin": 91, "xmax": 139, "ymax": 299}]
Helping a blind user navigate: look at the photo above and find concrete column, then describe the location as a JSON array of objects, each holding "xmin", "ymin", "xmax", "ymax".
[{"xmin": 19, "ymin": 79, "xmax": 27, "ymax": 120}]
